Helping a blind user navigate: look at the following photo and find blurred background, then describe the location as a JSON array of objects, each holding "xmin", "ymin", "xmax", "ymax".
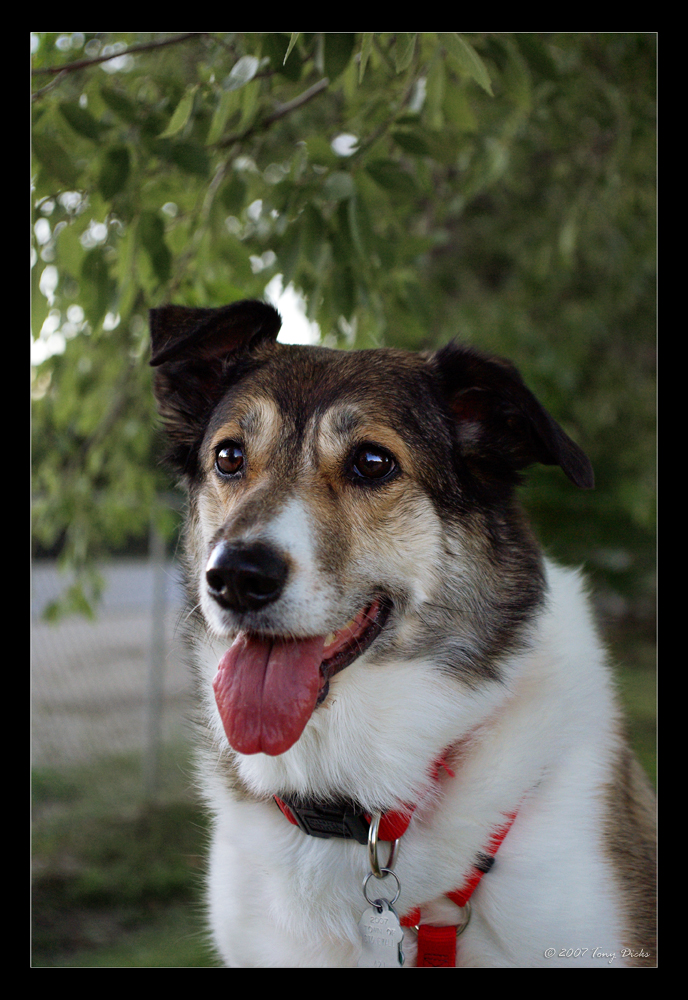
[{"xmin": 31, "ymin": 33, "xmax": 656, "ymax": 967}]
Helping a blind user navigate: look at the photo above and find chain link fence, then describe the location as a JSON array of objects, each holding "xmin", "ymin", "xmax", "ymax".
[{"xmin": 31, "ymin": 539, "xmax": 193, "ymax": 799}]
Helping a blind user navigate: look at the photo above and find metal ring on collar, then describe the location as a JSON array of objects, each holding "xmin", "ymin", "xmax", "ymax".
[
  {"xmin": 407, "ymin": 899, "xmax": 472, "ymax": 936},
  {"xmin": 368, "ymin": 811, "xmax": 400, "ymax": 877},
  {"xmin": 362, "ymin": 869, "xmax": 401, "ymax": 907},
  {"xmin": 456, "ymin": 900, "xmax": 472, "ymax": 937}
]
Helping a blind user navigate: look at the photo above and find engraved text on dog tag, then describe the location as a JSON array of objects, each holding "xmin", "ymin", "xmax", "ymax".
[{"xmin": 357, "ymin": 899, "xmax": 405, "ymax": 968}]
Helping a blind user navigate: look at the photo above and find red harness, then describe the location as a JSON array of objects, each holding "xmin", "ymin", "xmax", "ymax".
[
  {"xmin": 274, "ymin": 753, "xmax": 517, "ymax": 967},
  {"xmin": 401, "ymin": 808, "xmax": 517, "ymax": 967}
]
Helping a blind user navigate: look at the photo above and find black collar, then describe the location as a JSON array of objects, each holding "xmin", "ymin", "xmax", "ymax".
[{"xmin": 274, "ymin": 794, "xmax": 371, "ymax": 844}]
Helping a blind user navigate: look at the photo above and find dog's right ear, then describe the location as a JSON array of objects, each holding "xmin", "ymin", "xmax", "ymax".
[{"xmin": 149, "ymin": 299, "xmax": 281, "ymax": 475}]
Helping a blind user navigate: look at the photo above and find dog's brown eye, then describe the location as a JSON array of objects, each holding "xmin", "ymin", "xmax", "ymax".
[
  {"xmin": 216, "ymin": 442, "xmax": 244, "ymax": 476},
  {"xmin": 352, "ymin": 444, "xmax": 396, "ymax": 482}
]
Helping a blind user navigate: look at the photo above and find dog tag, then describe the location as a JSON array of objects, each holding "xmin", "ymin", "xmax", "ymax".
[{"xmin": 357, "ymin": 899, "xmax": 405, "ymax": 968}]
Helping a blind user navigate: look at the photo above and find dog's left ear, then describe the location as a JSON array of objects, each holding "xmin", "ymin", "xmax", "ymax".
[
  {"xmin": 432, "ymin": 342, "xmax": 594, "ymax": 489},
  {"xmin": 149, "ymin": 299, "xmax": 281, "ymax": 367}
]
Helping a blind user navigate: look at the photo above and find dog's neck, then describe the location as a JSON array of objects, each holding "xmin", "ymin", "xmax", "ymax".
[{"xmin": 273, "ymin": 750, "xmax": 455, "ymax": 844}]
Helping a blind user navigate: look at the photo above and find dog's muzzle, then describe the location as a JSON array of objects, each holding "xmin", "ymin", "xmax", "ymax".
[
  {"xmin": 206, "ymin": 540, "xmax": 289, "ymax": 614},
  {"xmin": 206, "ymin": 538, "xmax": 392, "ymax": 755}
]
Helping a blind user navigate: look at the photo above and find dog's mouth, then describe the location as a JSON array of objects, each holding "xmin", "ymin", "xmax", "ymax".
[
  {"xmin": 317, "ymin": 596, "xmax": 391, "ymax": 703},
  {"xmin": 212, "ymin": 596, "xmax": 391, "ymax": 757}
]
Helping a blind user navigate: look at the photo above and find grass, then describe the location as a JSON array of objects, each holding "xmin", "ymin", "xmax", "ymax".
[
  {"xmin": 35, "ymin": 905, "xmax": 218, "ymax": 968},
  {"xmin": 31, "ymin": 745, "xmax": 220, "ymax": 968}
]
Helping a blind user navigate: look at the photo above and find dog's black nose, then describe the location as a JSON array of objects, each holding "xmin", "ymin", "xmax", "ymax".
[{"xmin": 205, "ymin": 540, "xmax": 289, "ymax": 613}]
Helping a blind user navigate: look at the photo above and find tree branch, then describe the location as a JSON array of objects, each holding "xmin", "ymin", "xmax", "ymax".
[
  {"xmin": 32, "ymin": 32, "xmax": 202, "ymax": 77},
  {"xmin": 215, "ymin": 77, "xmax": 330, "ymax": 148}
]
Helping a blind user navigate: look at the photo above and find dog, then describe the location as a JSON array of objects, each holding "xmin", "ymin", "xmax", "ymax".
[{"xmin": 150, "ymin": 299, "xmax": 655, "ymax": 967}]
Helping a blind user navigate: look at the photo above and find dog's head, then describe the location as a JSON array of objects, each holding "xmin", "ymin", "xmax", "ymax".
[{"xmin": 150, "ymin": 300, "xmax": 593, "ymax": 757}]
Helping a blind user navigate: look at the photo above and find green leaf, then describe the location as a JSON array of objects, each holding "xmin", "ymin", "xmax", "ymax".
[
  {"xmin": 323, "ymin": 171, "xmax": 355, "ymax": 202},
  {"xmin": 158, "ymin": 86, "xmax": 197, "ymax": 137},
  {"xmin": 100, "ymin": 85, "xmax": 139, "ymax": 123},
  {"xmin": 238, "ymin": 78, "xmax": 260, "ymax": 133},
  {"xmin": 425, "ymin": 55, "xmax": 446, "ymax": 131},
  {"xmin": 169, "ymin": 142, "xmax": 210, "ymax": 177},
  {"xmin": 347, "ymin": 192, "xmax": 375, "ymax": 260},
  {"xmin": 359, "ymin": 33, "xmax": 375, "ymax": 83},
  {"xmin": 32, "ymin": 133, "xmax": 79, "ymax": 187},
  {"xmin": 263, "ymin": 34, "xmax": 302, "ymax": 81},
  {"xmin": 53, "ymin": 219, "xmax": 86, "ymax": 278},
  {"xmin": 391, "ymin": 129, "xmax": 430, "ymax": 156},
  {"xmin": 222, "ymin": 56, "xmax": 260, "ymax": 92},
  {"xmin": 138, "ymin": 212, "xmax": 171, "ymax": 284},
  {"xmin": 441, "ymin": 33, "xmax": 494, "ymax": 96},
  {"xmin": 206, "ymin": 89, "xmax": 241, "ymax": 145},
  {"xmin": 366, "ymin": 159, "xmax": 417, "ymax": 199},
  {"xmin": 502, "ymin": 40, "xmax": 532, "ymax": 111},
  {"xmin": 395, "ymin": 33, "xmax": 417, "ymax": 74},
  {"xmin": 80, "ymin": 248, "xmax": 116, "ymax": 327},
  {"xmin": 43, "ymin": 582, "xmax": 97, "ymax": 621},
  {"xmin": 220, "ymin": 171, "xmax": 248, "ymax": 214},
  {"xmin": 59, "ymin": 102, "xmax": 109, "ymax": 140},
  {"xmin": 441, "ymin": 84, "xmax": 477, "ymax": 135},
  {"xmin": 217, "ymin": 233, "xmax": 253, "ymax": 283},
  {"xmin": 305, "ymin": 135, "xmax": 340, "ymax": 168},
  {"xmin": 284, "ymin": 34, "xmax": 300, "ymax": 65},
  {"xmin": 513, "ymin": 33, "xmax": 558, "ymax": 81},
  {"xmin": 333, "ymin": 200, "xmax": 357, "ymax": 264},
  {"xmin": 323, "ymin": 34, "xmax": 357, "ymax": 81},
  {"xmin": 98, "ymin": 146, "xmax": 131, "ymax": 199},
  {"xmin": 332, "ymin": 261, "xmax": 356, "ymax": 319},
  {"xmin": 300, "ymin": 205, "xmax": 327, "ymax": 266},
  {"xmin": 277, "ymin": 222, "xmax": 303, "ymax": 287}
]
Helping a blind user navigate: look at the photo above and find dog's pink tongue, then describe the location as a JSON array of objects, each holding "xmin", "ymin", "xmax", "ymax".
[{"xmin": 213, "ymin": 633, "xmax": 326, "ymax": 756}]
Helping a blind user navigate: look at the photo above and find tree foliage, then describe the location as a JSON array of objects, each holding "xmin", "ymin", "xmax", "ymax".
[{"xmin": 31, "ymin": 33, "xmax": 656, "ymax": 614}]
